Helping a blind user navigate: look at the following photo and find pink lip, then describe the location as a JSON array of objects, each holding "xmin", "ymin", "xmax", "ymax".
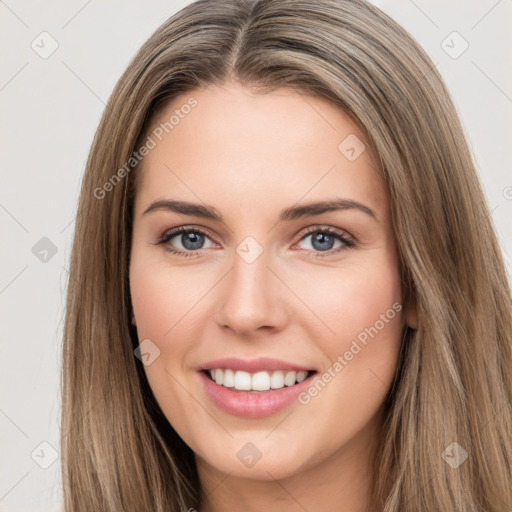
[
  {"xmin": 198, "ymin": 357, "xmax": 313, "ymax": 373},
  {"xmin": 198, "ymin": 369, "xmax": 317, "ymax": 418}
]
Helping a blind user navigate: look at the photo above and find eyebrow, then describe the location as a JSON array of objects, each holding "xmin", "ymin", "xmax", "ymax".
[{"xmin": 142, "ymin": 198, "xmax": 378, "ymax": 223}]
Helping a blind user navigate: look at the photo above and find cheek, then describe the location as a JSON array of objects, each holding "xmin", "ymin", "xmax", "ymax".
[
  {"xmin": 129, "ymin": 259, "xmax": 202, "ymax": 422},
  {"xmin": 295, "ymin": 255, "xmax": 405, "ymax": 414},
  {"xmin": 297, "ymin": 258, "xmax": 403, "ymax": 351},
  {"xmin": 291, "ymin": 265, "xmax": 404, "ymax": 442},
  {"xmin": 129, "ymin": 257, "xmax": 206, "ymax": 413},
  {"xmin": 319, "ymin": 265, "xmax": 404, "ymax": 403},
  {"xmin": 130, "ymin": 256, "xmax": 201, "ymax": 343}
]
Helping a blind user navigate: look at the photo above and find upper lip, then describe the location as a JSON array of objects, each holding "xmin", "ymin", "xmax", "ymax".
[{"xmin": 198, "ymin": 357, "xmax": 314, "ymax": 373}]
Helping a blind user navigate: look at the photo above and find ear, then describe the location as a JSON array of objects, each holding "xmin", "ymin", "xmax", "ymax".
[{"xmin": 131, "ymin": 313, "xmax": 137, "ymax": 326}]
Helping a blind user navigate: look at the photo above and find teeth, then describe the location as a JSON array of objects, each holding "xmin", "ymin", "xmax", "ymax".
[
  {"xmin": 234, "ymin": 370, "xmax": 252, "ymax": 390},
  {"xmin": 270, "ymin": 370, "xmax": 285, "ymax": 389},
  {"xmin": 206, "ymin": 369, "xmax": 311, "ymax": 391},
  {"xmin": 223, "ymin": 369, "xmax": 235, "ymax": 387},
  {"xmin": 252, "ymin": 371, "xmax": 270, "ymax": 391},
  {"xmin": 296, "ymin": 371, "xmax": 308, "ymax": 383},
  {"xmin": 284, "ymin": 371, "xmax": 296, "ymax": 386}
]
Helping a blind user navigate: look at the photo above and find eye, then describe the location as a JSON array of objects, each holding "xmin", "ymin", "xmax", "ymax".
[
  {"xmin": 294, "ymin": 226, "xmax": 355, "ymax": 257},
  {"xmin": 155, "ymin": 226, "xmax": 217, "ymax": 258},
  {"xmin": 155, "ymin": 225, "xmax": 356, "ymax": 258}
]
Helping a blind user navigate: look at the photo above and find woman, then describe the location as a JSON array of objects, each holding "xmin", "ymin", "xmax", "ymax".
[{"xmin": 61, "ymin": 0, "xmax": 512, "ymax": 510}]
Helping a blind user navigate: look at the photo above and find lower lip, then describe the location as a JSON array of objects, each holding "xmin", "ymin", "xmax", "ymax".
[{"xmin": 198, "ymin": 370, "xmax": 316, "ymax": 418}]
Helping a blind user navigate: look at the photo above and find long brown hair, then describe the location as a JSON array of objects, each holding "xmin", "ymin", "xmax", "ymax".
[{"xmin": 61, "ymin": 0, "xmax": 512, "ymax": 510}]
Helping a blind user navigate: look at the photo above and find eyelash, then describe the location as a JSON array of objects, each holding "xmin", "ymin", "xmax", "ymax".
[{"xmin": 155, "ymin": 225, "xmax": 356, "ymax": 259}]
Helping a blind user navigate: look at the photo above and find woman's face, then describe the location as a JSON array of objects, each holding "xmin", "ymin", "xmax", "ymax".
[{"xmin": 129, "ymin": 81, "xmax": 416, "ymax": 483}]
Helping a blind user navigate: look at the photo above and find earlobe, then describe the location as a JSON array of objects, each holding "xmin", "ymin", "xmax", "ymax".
[{"xmin": 131, "ymin": 313, "xmax": 137, "ymax": 326}]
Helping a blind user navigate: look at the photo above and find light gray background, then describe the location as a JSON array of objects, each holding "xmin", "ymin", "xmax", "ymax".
[{"xmin": 1, "ymin": 1, "xmax": 511, "ymax": 510}]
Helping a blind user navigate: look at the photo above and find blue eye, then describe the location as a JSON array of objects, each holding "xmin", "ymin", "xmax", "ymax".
[
  {"xmin": 297, "ymin": 227, "xmax": 355, "ymax": 255},
  {"xmin": 155, "ymin": 225, "xmax": 355, "ymax": 258},
  {"xmin": 157, "ymin": 226, "xmax": 215, "ymax": 258}
]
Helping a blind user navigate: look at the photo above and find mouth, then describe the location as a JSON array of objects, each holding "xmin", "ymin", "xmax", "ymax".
[
  {"xmin": 202, "ymin": 368, "xmax": 317, "ymax": 393},
  {"xmin": 198, "ymin": 365, "xmax": 318, "ymax": 418}
]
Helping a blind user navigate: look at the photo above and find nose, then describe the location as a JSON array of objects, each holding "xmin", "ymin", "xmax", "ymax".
[{"xmin": 214, "ymin": 247, "xmax": 288, "ymax": 336}]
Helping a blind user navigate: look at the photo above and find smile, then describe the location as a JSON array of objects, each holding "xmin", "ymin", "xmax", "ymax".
[{"xmin": 197, "ymin": 357, "xmax": 318, "ymax": 417}]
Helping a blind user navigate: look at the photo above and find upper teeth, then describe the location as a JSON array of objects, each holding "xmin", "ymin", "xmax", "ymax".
[{"xmin": 209, "ymin": 369, "xmax": 309, "ymax": 391}]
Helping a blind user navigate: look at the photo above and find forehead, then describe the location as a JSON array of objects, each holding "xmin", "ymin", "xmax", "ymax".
[{"xmin": 134, "ymin": 82, "xmax": 387, "ymax": 220}]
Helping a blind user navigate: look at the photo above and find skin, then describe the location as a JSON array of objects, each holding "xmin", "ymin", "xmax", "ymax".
[{"xmin": 129, "ymin": 81, "xmax": 417, "ymax": 512}]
